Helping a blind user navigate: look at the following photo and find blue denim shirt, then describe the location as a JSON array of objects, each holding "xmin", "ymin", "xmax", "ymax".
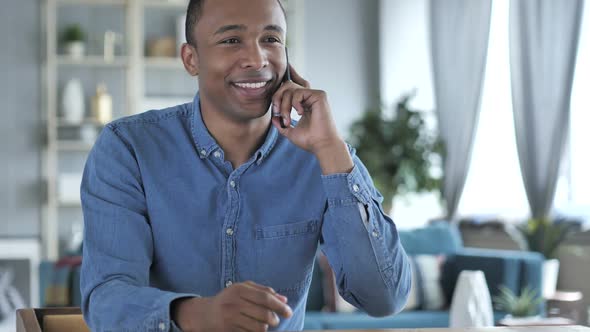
[{"xmin": 80, "ymin": 93, "xmax": 411, "ymax": 331}]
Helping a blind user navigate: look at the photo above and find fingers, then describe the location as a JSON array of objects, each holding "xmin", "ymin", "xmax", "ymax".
[
  {"xmin": 238, "ymin": 283, "xmax": 293, "ymax": 319},
  {"xmin": 272, "ymin": 65, "xmax": 309, "ymax": 127},
  {"xmin": 272, "ymin": 81, "xmax": 295, "ymax": 127},
  {"xmin": 279, "ymin": 89, "xmax": 294, "ymax": 127},
  {"xmin": 239, "ymin": 299, "xmax": 280, "ymax": 327},
  {"xmin": 232, "ymin": 313, "xmax": 269, "ymax": 332},
  {"xmin": 273, "ymin": 86, "xmax": 309, "ymax": 130},
  {"xmin": 243, "ymin": 281, "xmax": 288, "ymax": 303}
]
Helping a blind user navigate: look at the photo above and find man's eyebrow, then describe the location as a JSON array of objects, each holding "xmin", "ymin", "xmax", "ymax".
[
  {"xmin": 213, "ymin": 24, "xmax": 285, "ymax": 35},
  {"xmin": 264, "ymin": 25, "xmax": 284, "ymax": 34},
  {"xmin": 214, "ymin": 24, "xmax": 247, "ymax": 35}
]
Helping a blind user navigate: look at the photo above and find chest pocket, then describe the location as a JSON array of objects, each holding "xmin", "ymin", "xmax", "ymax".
[{"xmin": 255, "ymin": 219, "xmax": 320, "ymax": 295}]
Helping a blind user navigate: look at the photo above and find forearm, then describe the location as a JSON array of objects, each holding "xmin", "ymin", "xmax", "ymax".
[
  {"xmin": 319, "ymin": 151, "xmax": 412, "ymax": 316},
  {"xmin": 321, "ymin": 188, "xmax": 411, "ymax": 316},
  {"xmin": 314, "ymin": 139, "xmax": 354, "ymax": 175},
  {"xmin": 81, "ymin": 276, "xmax": 196, "ymax": 332}
]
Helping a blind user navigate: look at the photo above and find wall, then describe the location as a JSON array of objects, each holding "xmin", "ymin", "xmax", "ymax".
[
  {"xmin": 0, "ymin": 0, "xmax": 42, "ymax": 237},
  {"xmin": 379, "ymin": 0, "xmax": 444, "ymax": 228},
  {"xmin": 303, "ymin": 0, "xmax": 380, "ymax": 136}
]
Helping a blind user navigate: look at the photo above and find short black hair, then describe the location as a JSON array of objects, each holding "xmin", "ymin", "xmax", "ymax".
[{"xmin": 185, "ymin": 0, "xmax": 286, "ymax": 46}]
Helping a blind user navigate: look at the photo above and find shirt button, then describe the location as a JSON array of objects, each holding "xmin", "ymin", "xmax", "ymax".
[
  {"xmin": 158, "ymin": 322, "xmax": 166, "ymax": 330},
  {"xmin": 200, "ymin": 149, "xmax": 207, "ymax": 156},
  {"xmin": 353, "ymin": 184, "xmax": 360, "ymax": 192},
  {"xmin": 225, "ymin": 280, "xmax": 233, "ymax": 287},
  {"xmin": 213, "ymin": 151, "xmax": 222, "ymax": 158},
  {"xmin": 226, "ymin": 228, "xmax": 234, "ymax": 236},
  {"xmin": 372, "ymin": 230, "xmax": 379, "ymax": 238},
  {"xmin": 230, "ymin": 180, "xmax": 236, "ymax": 188}
]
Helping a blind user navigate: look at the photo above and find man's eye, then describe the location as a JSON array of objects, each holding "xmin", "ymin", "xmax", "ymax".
[
  {"xmin": 221, "ymin": 38, "xmax": 240, "ymax": 44},
  {"xmin": 264, "ymin": 36, "xmax": 281, "ymax": 43}
]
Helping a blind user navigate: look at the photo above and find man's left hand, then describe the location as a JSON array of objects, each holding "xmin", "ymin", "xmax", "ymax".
[{"xmin": 271, "ymin": 66, "xmax": 354, "ymax": 174}]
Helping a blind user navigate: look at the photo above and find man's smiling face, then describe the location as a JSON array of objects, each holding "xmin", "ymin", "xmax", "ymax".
[{"xmin": 191, "ymin": 0, "xmax": 288, "ymax": 122}]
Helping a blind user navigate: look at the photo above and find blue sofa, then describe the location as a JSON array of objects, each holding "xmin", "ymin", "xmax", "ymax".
[{"xmin": 303, "ymin": 222, "xmax": 544, "ymax": 330}]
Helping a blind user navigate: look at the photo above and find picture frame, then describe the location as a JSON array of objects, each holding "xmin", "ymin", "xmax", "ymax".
[{"xmin": 0, "ymin": 238, "xmax": 41, "ymax": 332}]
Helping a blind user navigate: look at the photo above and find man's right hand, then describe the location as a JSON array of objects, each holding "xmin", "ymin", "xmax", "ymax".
[{"xmin": 172, "ymin": 281, "xmax": 293, "ymax": 332}]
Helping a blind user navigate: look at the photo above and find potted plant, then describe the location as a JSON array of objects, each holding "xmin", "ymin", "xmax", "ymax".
[
  {"xmin": 62, "ymin": 24, "xmax": 86, "ymax": 59},
  {"xmin": 348, "ymin": 92, "xmax": 444, "ymax": 213},
  {"xmin": 493, "ymin": 285, "xmax": 543, "ymax": 319},
  {"xmin": 516, "ymin": 217, "xmax": 579, "ymax": 298}
]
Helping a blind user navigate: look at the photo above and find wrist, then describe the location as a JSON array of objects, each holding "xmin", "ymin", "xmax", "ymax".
[
  {"xmin": 314, "ymin": 139, "xmax": 354, "ymax": 175},
  {"xmin": 171, "ymin": 297, "xmax": 209, "ymax": 332}
]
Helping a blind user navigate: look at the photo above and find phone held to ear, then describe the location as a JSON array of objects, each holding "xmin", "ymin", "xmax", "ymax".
[{"xmin": 274, "ymin": 47, "xmax": 291, "ymax": 128}]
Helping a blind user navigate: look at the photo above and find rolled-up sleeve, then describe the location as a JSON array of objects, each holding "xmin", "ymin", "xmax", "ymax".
[
  {"xmin": 80, "ymin": 125, "xmax": 196, "ymax": 331},
  {"xmin": 319, "ymin": 145, "xmax": 412, "ymax": 317}
]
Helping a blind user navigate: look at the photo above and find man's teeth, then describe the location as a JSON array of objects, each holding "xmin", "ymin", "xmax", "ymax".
[{"xmin": 235, "ymin": 82, "xmax": 268, "ymax": 89}]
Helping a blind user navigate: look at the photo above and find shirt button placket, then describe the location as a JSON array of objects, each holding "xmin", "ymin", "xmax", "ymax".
[{"xmin": 225, "ymin": 178, "xmax": 238, "ymax": 290}]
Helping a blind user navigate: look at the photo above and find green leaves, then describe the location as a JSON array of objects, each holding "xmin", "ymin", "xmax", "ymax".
[
  {"xmin": 62, "ymin": 24, "xmax": 86, "ymax": 43},
  {"xmin": 492, "ymin": 285, "xmax": 542, "ymax": 317},
  {"xmin": 517, "ymin": 218, "xmax": 578, "ymax": 259},
  {"xmin": 348, "ymin": 92, "xmax": 444, "ymax": 205}
]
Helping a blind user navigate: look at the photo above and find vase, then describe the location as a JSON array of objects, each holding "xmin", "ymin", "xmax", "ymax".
[
  {"xmin": 65, "ymin": 41, "xmax": 85, "ymax": 59},
  {"xmin": 542, "ymin": 258, "xmax": 560, "ymax": 298},
  {"xmin": 449, "ymin": 270, "xmax": 494, "ymax": 327},
  {"xmin": 62, "ymin": 78, "xmax": 85, "ymax": 124},
  {"xmin": 91, "ymin": 83, "xmax": 112, "ymax": 125}
]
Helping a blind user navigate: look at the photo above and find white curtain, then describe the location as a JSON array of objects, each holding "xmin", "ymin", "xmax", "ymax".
[
  {"xmin": 429, "ymin": 0, "xmax": 492, "ymax": 218},
  {"xmin": 509, "ymin": 0, "xmax": 584, "ymax": 219}
]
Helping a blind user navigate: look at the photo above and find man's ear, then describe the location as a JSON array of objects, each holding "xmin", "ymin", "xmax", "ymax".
[{"xmin": 181, "ymin": 43, "xmax": 199, "ymax": 76}]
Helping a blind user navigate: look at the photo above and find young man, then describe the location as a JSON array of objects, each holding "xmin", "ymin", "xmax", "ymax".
[{"xmin": 80, "ymin": 0, "xmax": 411, "ymax": 331}]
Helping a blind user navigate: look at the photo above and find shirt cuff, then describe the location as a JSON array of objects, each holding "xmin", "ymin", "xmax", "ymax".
[
  {"xmin": 321, "ymin": 165, "xmax": 371, "ymax": 205},
  {"xmin": 146, "ymin": 292, "xmax": 200, "ymax": 332}
]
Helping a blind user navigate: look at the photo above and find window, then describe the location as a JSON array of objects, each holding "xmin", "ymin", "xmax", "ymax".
[
  {"xmin": 457, "ymin": 0, "xmax": 529, "ymax": 220},
  {"xmin": 459, "ymin": 1, "xmax": 590, "ymax": 220},
  {"xmin": 385, "ymin": 0, "xmax": 590, "ymax": 227},
  {"xmin": 554, "ymin": 3, "xmax": 590, "ymax": 217}
]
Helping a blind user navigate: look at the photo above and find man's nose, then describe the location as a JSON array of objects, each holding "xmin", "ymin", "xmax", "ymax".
[{"xmin": 241, "ymin": 43, "xmax": 269, "ymax": 71}]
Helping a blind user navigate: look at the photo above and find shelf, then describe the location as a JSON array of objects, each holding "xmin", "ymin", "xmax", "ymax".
[
  {"xmin": 143, "ymin": 0, "xmax": 188, "ymax": 8},
  {"xmin": 58, "ymin": 200, "xmax": 82, "ymax": 208},
  {"xmin": 144, "ymin": 57, "xmax": 184, "ymax": 69},
  {"xmin": 56, "ymin": 140, "xmax": 94, "ymax": 151},
  {"xmin": 56, "ymin": 0, "xmax": 126, "ymax": 6},
  {"xmin": 57, "ymin": 56, "xmax": 129, "ymax": 67},
  {"xmin": 57, "ymin": 118, "xmax": 104, "ymax": 127}
]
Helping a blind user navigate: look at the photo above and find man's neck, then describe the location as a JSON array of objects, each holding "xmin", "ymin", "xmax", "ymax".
[{"xmin": 200, "ymin": 103, "xmax": 271, "ymax": 169}]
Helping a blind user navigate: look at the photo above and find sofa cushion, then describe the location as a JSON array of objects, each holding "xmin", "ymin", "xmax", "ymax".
[
  {"xmin": 405, "ymin": 255, "xmax": 447, "ymax": 311},
  {"xmin": 414, "ymin": 255, "xmax": 447, "ymax": 310},
  {"xmin": 399, "ymin": 222, "xmax": 463, "ymax": 255}
]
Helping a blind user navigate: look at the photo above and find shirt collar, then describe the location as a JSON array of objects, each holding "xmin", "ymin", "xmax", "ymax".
[{"xmin": 191, "ymin": 92, "xmax": 279, "ymax": 163}]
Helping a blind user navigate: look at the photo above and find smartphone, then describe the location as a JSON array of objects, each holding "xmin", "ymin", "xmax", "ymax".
[
  {"xmin": 283, "ymin": 47, "xmax": 292, "ymax": 83},
  {"xmin": 274, "ymin": 47, "xmax": 291, "ymax": 128}
]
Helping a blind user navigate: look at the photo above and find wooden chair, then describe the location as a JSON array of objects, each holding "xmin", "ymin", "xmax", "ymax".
[{"xmin": 16, "ymin": 307, "xmax": 90, "ymax": 332}]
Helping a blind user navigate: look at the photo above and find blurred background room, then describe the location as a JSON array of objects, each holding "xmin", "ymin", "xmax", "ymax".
[{"xmin": 1, "ymin": 0, "xmax": 589, "ymax": 330}]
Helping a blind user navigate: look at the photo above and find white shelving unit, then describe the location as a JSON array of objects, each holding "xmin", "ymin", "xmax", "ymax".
[{"xmin": 42, "ymin": 0, "xmax": 304, "ymax": 260}]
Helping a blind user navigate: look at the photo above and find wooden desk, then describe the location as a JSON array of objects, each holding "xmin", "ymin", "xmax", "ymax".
[
  {"xmin": 15, "ymin": 309, "xmax": 590, "ymax": 332},
  {"xmin": 325, "ymin": 328, "xmax": 590, "ymax": 331}
]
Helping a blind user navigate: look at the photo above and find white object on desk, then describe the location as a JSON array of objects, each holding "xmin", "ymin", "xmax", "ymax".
[{"xmin": 449, "ymin": 270, "xmax": 494, "ymax": 328}]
